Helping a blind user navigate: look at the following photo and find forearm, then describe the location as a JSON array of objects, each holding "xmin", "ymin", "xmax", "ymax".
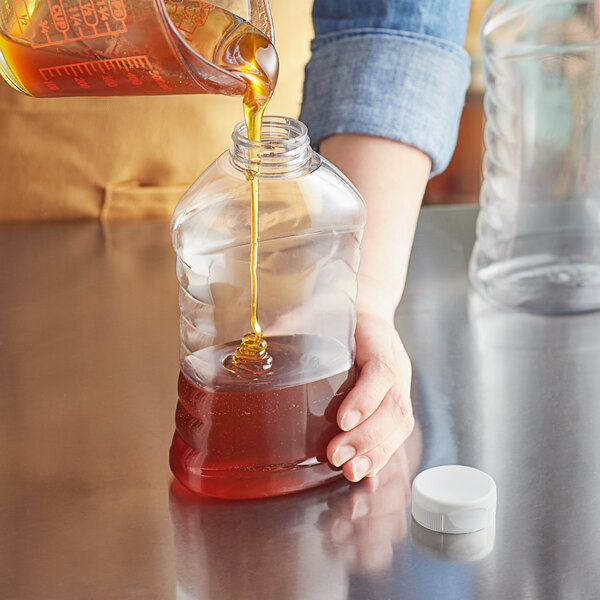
[
  {"xmin": 320, "ymin": 134, "xmax": 431, "ymax": 321},
  {"xmin": 303, "ymin": 0, "xmax": 471, "ymax": 482}
]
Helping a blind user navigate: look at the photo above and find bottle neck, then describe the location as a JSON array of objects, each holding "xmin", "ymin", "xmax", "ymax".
[{"xmin": 229, "ymin": 116, "xmax": 319, "ymax": 177}]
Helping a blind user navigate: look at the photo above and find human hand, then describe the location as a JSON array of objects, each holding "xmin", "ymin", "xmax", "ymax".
[{"xmin": 327, "ymin": 310, "xmax": 414, "ymax": 482}]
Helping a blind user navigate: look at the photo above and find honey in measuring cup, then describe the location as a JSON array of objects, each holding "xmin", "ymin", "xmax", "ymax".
[{"xmin": 0, "ymin": 0, "xmax": 276, "ymax": 98}]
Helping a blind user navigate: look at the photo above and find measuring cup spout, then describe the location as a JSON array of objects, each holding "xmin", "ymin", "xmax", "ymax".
[{"xmin": 0, "ymin": 0, "xmax": 275, "ymax": 97}]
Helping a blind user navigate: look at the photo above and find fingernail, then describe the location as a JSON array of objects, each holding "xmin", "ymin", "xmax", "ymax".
[
  {"xmin": 332, "ymin": 445, "xmax": 356, "ymax": 467},
  {"xmin": 341, "ymin": 410, "xmax": 361, "ymax": 431},
  {"xmin": 351, "ymin": 456, "xmax": 372, "ymax": 481}
]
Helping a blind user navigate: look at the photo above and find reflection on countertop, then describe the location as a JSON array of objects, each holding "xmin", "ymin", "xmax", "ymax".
[
  {"xmin": 170, "ymin": 441, "xmax": 419, "ymax": 600},
  {"xmin": 3, "ymin": 207, "xmax": 600, "ymax": 599}
]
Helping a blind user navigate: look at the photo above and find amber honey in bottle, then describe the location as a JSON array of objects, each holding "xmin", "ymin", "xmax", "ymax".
[{"xmin": 170, "ymin": 335, "xmax": 356, "ymax": 499}]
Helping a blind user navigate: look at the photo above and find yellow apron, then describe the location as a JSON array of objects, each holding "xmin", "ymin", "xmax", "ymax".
[{"xmin": 0, "ymin": 1, "xmax": 312, "ymax": 222}]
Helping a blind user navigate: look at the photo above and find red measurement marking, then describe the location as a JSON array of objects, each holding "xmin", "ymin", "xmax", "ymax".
[
  {"xmin": 39, "ymin": 19, "xmax": 50, "ymax": 35},
  {"xmin": 13, "ymin": 0, "xmax": 35, "ymax": 39},
  {"xmin": 74, "ymin": 76, "xmax": 90, "ymax": 88},
  {"xmin": 168, "ymin": 0, "xmax": 214, "ymax": 39},
  {"xmin": 200, "ymin": 1, "xmax": 215, "ymax": 22},
  {"xmin": 38, "ymin": 55, "xmax": 158, "ymax": 89},
  {"xmin": 30, "ymin": 20, "xmax": 127, "ymax": 48},
  {"xmin": 102, "ymin": 74, "xmax": 118, "ymax": 87},
  {"xmin": 95, "ymin": 0, "xmax": 110, "ymax": 22},
  {"xmin": 127, "ymin": 72, "xmax": 142, "ymax": 85},
  {"xmin": 108, "ymin": 0, "xmax": 126, "ymax": 20},
  {"xmin": 44, "ymin": 80, "xmax": 60, "ymax": 90},
  {"xmin": 48, "ymin": 0, "xmax": 69, "ymax": 33},
  {"xmin": 149, "ymin": 70, "xmax": 170, "ymax": 90},
  {"xmin": 67, "ymin": 5, "xmax": 83, "ymax": 28},
  {"xmin": 22, "ymin": 0, "xmax": 128, "ymax": 48},
  {"xmin": 79, "ymin": 0, "xmax": 99, "ymax": 25}
]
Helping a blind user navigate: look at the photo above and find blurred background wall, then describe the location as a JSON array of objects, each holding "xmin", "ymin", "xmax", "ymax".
[{"xmin": 0, "ymin": 1, "xmax": 492, "ymax": 221}]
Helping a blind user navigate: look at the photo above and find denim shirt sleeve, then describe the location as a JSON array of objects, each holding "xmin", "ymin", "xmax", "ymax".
[{"xmin": 299, "ymin": 0, "xmax": 472, "ymax": 176}]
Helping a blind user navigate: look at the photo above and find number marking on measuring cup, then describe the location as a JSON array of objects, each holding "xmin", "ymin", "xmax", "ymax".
[
  {"xmin": 38, "ymin": 55, "xmax": 171, "ymax": 91},
  {"xmin": 14, "ymin": 0, "xmax": 128, "ymax": 48},
  {"xmin": 13, "ymin": 0, "xmax": 36, "ymax": 40},
  {"xmin": 165, "ymin": 0, "xmax": 214, "ymax": 40}
]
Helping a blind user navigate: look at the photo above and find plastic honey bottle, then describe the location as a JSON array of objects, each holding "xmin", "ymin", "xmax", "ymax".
[{"xmin": 169, "ymin": 116, "xmax": 367, "ymax": 499}]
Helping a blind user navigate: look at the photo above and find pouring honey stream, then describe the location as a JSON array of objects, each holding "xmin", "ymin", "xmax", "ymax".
[
  {"xmin": 215, "ymin": 12, "xmax": 278, "ymax": 375},
  {"xmin": 162, "ymin": 2, "xmax": 279, "ymax": 374},
  {"xmin": 167, "ymin": 3, "xmax": 365, "ymax": 500}
]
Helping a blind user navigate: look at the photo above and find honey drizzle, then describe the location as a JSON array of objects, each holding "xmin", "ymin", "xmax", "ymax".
[
  {"xmin": 244, "ymin": 96, "xmax": 265, "ymax": 340},
  {"xmin": 223, "ymin": 27, "xmax": 277, "ymax": 374}
]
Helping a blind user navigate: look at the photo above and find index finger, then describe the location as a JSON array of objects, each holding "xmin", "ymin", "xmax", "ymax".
[{"xmin": 338, "ymin": 358, "xmax": 395, "ymax": 431}]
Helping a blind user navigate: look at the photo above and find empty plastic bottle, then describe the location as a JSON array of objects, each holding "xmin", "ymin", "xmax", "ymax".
[{"xmin": 470, "ymin": 0, "xmax": 600, "ymax": 314}]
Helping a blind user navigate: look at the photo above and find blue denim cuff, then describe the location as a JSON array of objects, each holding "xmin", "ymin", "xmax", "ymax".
[{"xmin": 299, "ymin": 31, "xmax": 471, "ymax": 176}]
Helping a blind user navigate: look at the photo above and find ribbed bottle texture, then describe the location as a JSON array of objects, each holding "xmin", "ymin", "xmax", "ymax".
[{"xmin": 470, "ymin": 0, "xmax": 600, "ymax": 314}]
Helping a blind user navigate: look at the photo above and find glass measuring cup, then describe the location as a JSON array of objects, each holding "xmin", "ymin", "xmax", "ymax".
[{"xmin": 0, "ymin": 0, "xmax": 273, "ymax": 97}]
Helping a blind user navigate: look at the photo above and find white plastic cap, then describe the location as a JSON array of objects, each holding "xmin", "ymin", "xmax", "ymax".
[{"xmin": 411, "ymin": 465, "xmax": 497, "ymax": 534}]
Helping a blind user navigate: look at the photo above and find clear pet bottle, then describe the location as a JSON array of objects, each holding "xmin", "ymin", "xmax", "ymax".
[
  {"xmin": 169, "ymin": 116, "xmax": 367, "ymax": 499},
  {"xmin": 470, "ymin": 0, "xmax": 600, "ymax": 314}
]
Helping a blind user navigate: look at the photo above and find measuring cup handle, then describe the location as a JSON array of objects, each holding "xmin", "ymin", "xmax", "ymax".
[{"xmin": 248, "ymin": 0, "xmax": 274, "ymax": 43}]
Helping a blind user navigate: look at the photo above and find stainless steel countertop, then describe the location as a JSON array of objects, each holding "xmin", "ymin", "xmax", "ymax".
[{"xmin": 2, "ymin": 205, "xmax": 599, "ymax": 600}]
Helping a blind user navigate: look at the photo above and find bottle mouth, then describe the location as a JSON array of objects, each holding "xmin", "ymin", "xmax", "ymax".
[
  {"xmin": 230, "ymin": 116, "xmax": 318, "ymax": 176},
  {"xmin": 233, "ymin": 115, "xmax": 309, "ymax": 147}
]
